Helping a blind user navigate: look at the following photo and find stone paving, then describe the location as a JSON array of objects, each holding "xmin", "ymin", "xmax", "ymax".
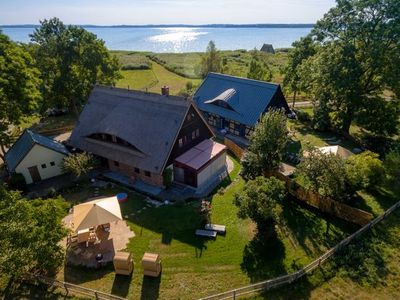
[{"xmin": 62, "ymin": 214, "xmax": 135, "ymax": 268}]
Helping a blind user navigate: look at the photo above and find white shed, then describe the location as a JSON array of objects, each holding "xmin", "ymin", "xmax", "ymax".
[{"xmin": 5, "ymin": 130, "xmax": 70, "ymax": 184}]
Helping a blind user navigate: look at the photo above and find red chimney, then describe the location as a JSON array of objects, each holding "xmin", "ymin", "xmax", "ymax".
[{"xmin": 161, "ymin": 86, "xmax": 170, "ymax": 96}]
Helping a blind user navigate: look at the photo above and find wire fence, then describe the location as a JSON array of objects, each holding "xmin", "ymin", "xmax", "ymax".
[
  {"xmin": 199, "ymin": 200, "xmax": 400, "ymax": 300},
  {"xmin": 26, "ymin": 274, "xmax": 126, "ymax": 300}
]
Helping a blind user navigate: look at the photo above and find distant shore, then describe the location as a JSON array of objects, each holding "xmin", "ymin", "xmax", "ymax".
[{"xmin": 1, "ymin": 23, "xmax": 314, "ymax": 28}]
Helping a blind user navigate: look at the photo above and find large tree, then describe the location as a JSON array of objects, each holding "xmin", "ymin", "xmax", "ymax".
[
  {"xmin": 306, "ymin": 0, "xmax": 400, "ymax": 135},
  {"xmin": 282, "ymin": 36, "xmax": 316, "ymax": 107},
  {"xmin": 30, "ymin": 18, "xmax": 121, "ymax": 115},
  {"xmin": 247, "ymin": 58, "xmax": 272, "ymax": 82},
  {"xmin": 0, "ymin": 185, "xmax": 68, "ymax": 281},
  {"xmin": 241, "ymin": 110, "xmax": 289, "ymax": 180},
  {"xmin": 196, "ymin": 41, "xmax": 222, "ymax": 78},
  {"xmin": 233, "ymin": 176, "xmax": 286, "ymax": 235},
  {"xmin": 0, "ymin": 32, "xmax": 41, "ymax": 161}
]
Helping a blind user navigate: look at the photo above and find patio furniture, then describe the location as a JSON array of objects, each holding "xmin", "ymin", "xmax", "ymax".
[
  {"xmin": 114, "ymin": 251, "xmax": 133, "ymax": 275},
  {"xmin": 195, "ymin": 229, "xmax": 217, "ymax": 238},
  {"xmin": 205, "ymin": 224, "xmax": 226, "ymax": 234},
  {"xmin": 77, "ymin": 228, "xmax": 90, "ymax": 243},
  {"xmin": 141, "ymin": 253, "xmax": 161, "ymax": 277},
  {"xmin": 95, "ymin": 253, "xmax": 105, "ymax": 268}
]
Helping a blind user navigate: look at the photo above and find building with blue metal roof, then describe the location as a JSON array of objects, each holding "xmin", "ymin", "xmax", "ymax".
[
  {"xmin": 193, "ymin": 73, "xmax": 290, "ymax": 138},
  {"xmin": 5, "ymin": 130, "xmax": 69, "ymax": 184}
]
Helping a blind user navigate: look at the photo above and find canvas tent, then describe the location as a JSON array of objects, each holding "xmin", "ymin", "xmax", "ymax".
[{"xmin": 72, "ymin": 196, "xmax": 123, "ymax": 232}]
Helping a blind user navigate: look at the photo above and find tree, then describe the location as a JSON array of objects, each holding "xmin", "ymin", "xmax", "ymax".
[
  {"xmin": 241, "ymin": 110, "xmax": 289, "ymax": 180},
  {"xmin": 296, "ymin": 148, "xmax": 349, "ymax": 201},
  {"xmin": 0, "ymin": 32, "xmax": 41, "ymax": 161},
  {"xmin": 306, "ymin": 0, "xmax": 400, "ymax": 135},
  {"xmin": 62, "ymin": 152, "xmax": 98, "ymax": 179},
  {"xmin": 233, "ymin": 176, "xmax": 285, "ymax": 235},
  {"xmin": 0, "ymin": 185, "xmax": 67, "ymax": 280},
  {"xmin": 345, "ymin": 151, "xmax": 385, "ymax": 191},
  {"xmin": 196, "ymin": 41, "xmax": 222, "ymax": 78},
  {"xmin": 247, "ymin": 58, "xmax": 272, "ymax": 82},
  {"xmin": 282, "ymin": 36, "xmax": 316, "ymax": 107},
  {"xmin": 29, "ymin": 18, "xmax": 121, "ymax": 115},
  {"xmin": 384, "ymin": 150, "xmax": 400, "ymax": 182}
]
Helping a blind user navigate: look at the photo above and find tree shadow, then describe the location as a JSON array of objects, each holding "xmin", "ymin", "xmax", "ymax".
[
  {"xmin": 63, "ymin": 264, "xmax": 114, "ymax": 284},
  {"xmin": 140, "ymin": 274, "xmax": 161, "ymax": 300},
  {"xmin": 282, "ymin": 196, "xmax": 357, "ymax": 257},
  {"xmin": 241, "ymin": 231, "xmax": 286, "ymax": 283},
  {"xmin": 2, "ymin": 281, "xmax": 71, "ymax": 300},
  {"xmin": 111, "ymin": 274, "xmax": 132, "ymax": 298}
]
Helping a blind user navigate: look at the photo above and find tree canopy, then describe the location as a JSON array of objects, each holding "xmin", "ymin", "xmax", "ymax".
[
  {"xmin": 196, "ymin": 41, "xmax": 222, "ymax": 78},
  {"xmin": 247, "ymin": 58, "xmax": 272, "ymax": 82},
  {"xmin": 29, "ymin": 18, "xmax": 121, "ymax": 115},
  {"xmin": 233, "ymin": 176, "xmax": 286, "ymax": 234},
  {"xmin": 287, "ymin": 0, "xmax": 400, "ymax": 136},
  {"xmin": 0, "ymin": 32, "xmax": 41, "ymax": 160},
  {"xmin": 241, "ymin": 110, "xmax": 289, "ymax": 180},
  {"xmin": 0, "ymin": 185, "xmax": 68, "ymax": 280}
]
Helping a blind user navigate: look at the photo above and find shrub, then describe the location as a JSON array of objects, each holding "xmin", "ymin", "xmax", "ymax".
[
  {"xmin": 384, "ymin": 150, "xmax": 400, "ymax": 182},
  {"xmin": 295, "ymin": 109, "xmax": 311, "ymax": 123},
  {"xmin": 121, "ymin": 62, "xmax": 151, "ymax": 70},
  {"xmin": 163, "ymin": 168, "xmax": 173, "ymax": 188},
  {"xmin": 8, "ymin": 173, "xmax": 27, "ymax": 192},
  {"xmin": 62, "ymin": 152, "xmax": 99, "ymax": 179}
]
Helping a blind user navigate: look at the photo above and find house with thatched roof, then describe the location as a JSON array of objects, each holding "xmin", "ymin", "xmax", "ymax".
[
  {"xmin": 69, "ymin": 86, "xmax": 227, "ymax": 189},
  {"xmin": 193, "ymin": 73, "xmax": 290, "ymax": 139},
  {"xmin": 260, "ymin": 44, "xmax": 275, "ymax": 54}
]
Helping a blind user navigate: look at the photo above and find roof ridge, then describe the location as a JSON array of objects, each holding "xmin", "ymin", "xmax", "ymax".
[
  {"xmin": 93, "ymin": 85, "xmax": 189, "ymax": 107},
  {"xmin": 208, "ymin": 72, "xmax": 279, "ymax": 89}
]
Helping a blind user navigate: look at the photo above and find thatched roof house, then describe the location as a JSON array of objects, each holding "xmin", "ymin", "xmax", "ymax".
[
  {"xmin": 69, "ymin": 86, "xmax": 226, "ymax": 189},
  {"xmin": 260, "ymin": 44, "xmax": 275, "ymax": 54}
]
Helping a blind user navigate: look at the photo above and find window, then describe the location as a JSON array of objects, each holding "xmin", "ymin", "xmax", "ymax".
[
  {"xmin": 178, "ymin": 138, "xmax": 183, "ymax": 148},
  {"xmin": 192, "ymin": 131, "xmax": 196, "ymax": 140},
  {"xmin": 187, "ymin": 114, "xmax": 192, "ymax": 121},
  {"xmin": 144, "ymin": 171, "xmax": 151, "ymax": 177},
  {"xmin": 113, "ymin": 161, "xmax": 119, "ymax": 167},
  {"xmin": 111, "ymin": 135, "xmax": 117, "ymax": 143},
  {"xmin": 134, "ymin": 167, "xmax": 140, "ymax": 174},
  {"xmin": 196, "ymin": 129, "xmax": 200, "ymax": 138},
  {"xmin": 41, "ymin": 164, "xmax": 47, "ymax": 169},
  {"xmin": 50, "ymin": 161, "xmax": 55, "ymax": 166}
]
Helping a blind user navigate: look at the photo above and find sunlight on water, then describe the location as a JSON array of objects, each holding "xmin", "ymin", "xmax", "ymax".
[{"xmin": 148, "ymin": 27, "xmax": 208, "ymax": 52}]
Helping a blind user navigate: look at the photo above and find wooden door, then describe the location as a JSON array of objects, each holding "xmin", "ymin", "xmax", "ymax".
[{"xmin": 28, "ymin": 166, "xmax": 41, "ymax": 183}]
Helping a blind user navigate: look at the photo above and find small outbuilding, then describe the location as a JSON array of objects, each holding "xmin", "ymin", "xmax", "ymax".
[
  {"xmin": 113, "ymin": 251, "xmax": 133, "ymax": 275},
  {"xmin": 260, "ymin": 43, "xmax": 275, "ymax": 54},
  {"xmin": 141, "ymin": 252, "xmax": 161, "ymax": 277},
  {"xmin": 4, "ymin": 129, "xmax": 69, "ymax": 184}
]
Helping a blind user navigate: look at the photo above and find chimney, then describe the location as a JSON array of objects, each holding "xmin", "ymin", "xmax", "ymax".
[{"xmin": 161, "ymin": 86, "xmax": 170, "ymax": 97}]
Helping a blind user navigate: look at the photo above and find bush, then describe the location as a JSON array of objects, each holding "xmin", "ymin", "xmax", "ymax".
[
  {"xmin": 345, "ymin": 151, "xmax": 385, "ymax": 191},
  {"xmin": 8, "ymin": 173, "xmax": 27, "ymax": 192},
  {"xmin": 121, "ymin": 62, "xmax": 151, "ymax": 70},
  {"xmin": 62, "ymin": 152, "xmax": 99, "ymax": 179},
  {"xmin": 384, "ymin": 150, "xmax": 400, "ymax": 182},
  {"xmin": 163, "ymin": 167, "xmax": 173, "ymax": 188},
  {"xmin": 295, "ymin": 109, "xmax": 311, "ymax": 123}
]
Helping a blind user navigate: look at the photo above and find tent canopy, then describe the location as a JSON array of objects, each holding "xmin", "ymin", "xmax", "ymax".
[{"xmin": 73, "ymin": 196, "xmax": 123, "ymax": 232}]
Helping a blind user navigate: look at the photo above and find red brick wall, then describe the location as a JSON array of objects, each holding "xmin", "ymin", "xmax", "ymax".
[{"xmin": 108, "ymin": 160, "xmax": 164, "ymax": 187}]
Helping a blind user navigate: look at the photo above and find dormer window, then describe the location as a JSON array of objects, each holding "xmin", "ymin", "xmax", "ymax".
[{"xmin": 204, "ymin": 88, "xmax": 238, "ymax": 112}]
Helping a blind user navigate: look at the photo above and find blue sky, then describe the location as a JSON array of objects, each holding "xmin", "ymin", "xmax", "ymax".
[{"xmin": 0, "ymin": 0, "xmax": 336, "ymax": 25}]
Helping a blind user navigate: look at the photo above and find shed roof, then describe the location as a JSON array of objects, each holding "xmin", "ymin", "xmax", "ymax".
[
  {"xmin": 193, "ymin": 73, "xmax": 283, "ymax": 126},
  {"xmin": 174, "ymin": 139, "xmax": 226, "ymax": 171},
  {"xmin": 69, "ymin": 86, "xmax": 192, "ymax": 174},
  {"xmin": 5, "ymin": 129, "xmax": 69, "ymax": 172}
]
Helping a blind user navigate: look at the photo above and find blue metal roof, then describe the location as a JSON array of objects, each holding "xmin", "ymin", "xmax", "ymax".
[
  {"xmin": 193, "ymin": 73, "xmax": 282, "ymax": 126},
  {"xmin": 5, "ymin": 129, "xmax": 69, "ymax": 172}
]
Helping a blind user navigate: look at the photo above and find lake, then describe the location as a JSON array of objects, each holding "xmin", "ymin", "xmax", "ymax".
[{"xmin": 0, "ymin": 26, "xmax": 313, "ymax": 53}]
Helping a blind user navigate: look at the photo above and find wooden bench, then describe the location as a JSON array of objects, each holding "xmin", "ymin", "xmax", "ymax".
[
  {"xmin": 195, "ymin": 229, "xmax": 217, "ymax": 238},
  {"xmin": 205, "ymin": 224, "xmax": 226, "ymax": 234}
]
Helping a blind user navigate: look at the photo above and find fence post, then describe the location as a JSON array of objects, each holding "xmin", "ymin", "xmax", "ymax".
[
  {"xmin": 95, "ymin": 291, "xmax": 99, "ymax": 300},
  {"xmin": 233, "ymin": 290, "xmax": 236, "ymax": 300}
]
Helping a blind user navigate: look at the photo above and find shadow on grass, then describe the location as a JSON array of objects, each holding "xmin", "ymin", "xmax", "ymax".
[
  {"xmin": 140, "ymin": 274, "xmax": 161, "ymax": 300},
  {"xmin": 111, "ymin": 274, "xmax": 132, "ymax": 298},
  {"xmin": 241, "ymin": 231, "xmax": 286, "ymax": 283},
  {"xmin": 282, "ymin": 196, "xmax": 357, "ymax": 257},
  {"xmin": 63, "ymin": 263, "xmax": 114, "ymax": 284},
  {"xmin": 2, "ymin": 282, "xmax": 72, "ymax": 300}
]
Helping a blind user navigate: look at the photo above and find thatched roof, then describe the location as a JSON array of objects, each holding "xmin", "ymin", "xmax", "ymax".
[
  {"xmin": 69, "ymin": 86, "xmax": 191, "ymax": 174},
  {"xmin": 260, "ymin": 44, "xmax": 275, "ymax": 54}
]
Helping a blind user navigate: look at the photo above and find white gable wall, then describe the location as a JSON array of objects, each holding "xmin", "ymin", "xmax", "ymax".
[
  {"xmin": 15, "ymin": 144, "xmax": 67, "ymax": 184},
  {"xmin": 197, "ymin": 152, "xmax": 227, "ymax": 188}
]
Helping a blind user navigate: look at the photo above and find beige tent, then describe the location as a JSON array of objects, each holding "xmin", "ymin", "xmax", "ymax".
[
  {"xmin": 73, "ymin": 196, "xmax": 123, "ymax": 232},
  {"xmin": 318, "ymin": 146, "xmax": 353, "ymax": 159}
]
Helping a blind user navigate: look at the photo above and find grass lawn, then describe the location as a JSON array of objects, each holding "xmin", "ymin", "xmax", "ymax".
[
  {"xmin": 55, "ymin": 156, "xmax": 358, "ymax": 299},
  {"xmin": 116, "ymin": 62, "xmax": 201, "ymax": 95}
]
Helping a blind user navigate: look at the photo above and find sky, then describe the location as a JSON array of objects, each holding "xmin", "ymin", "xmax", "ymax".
[{"xmin": 0, "ymin": 0, "xmax": 336, "ymax": 25}]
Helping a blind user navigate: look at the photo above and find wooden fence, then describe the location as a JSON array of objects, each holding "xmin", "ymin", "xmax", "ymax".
[
  {"xmin": 267, "ymin": 171, "xmax": 374, "ymax": 226},
  {"xmin": 224, "ymin": 138, "xmax": 245, "ymax": 159},
  {"xmin": 199, "ymin": 200, "xmax": 400, "ymax": 300},
  {"xmin": 26, "ymin": 274, "xmax": 126, "ymax": 300}
]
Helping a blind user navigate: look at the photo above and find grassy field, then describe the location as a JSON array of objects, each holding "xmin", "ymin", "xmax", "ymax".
[{"xmin": 49, "ymin": 156, "xmax": 363, "ymax": 300}]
